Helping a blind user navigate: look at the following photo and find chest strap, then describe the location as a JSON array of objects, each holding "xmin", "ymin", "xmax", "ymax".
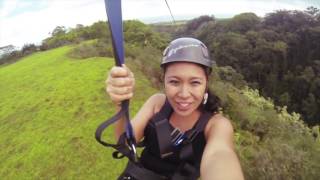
[
  {"xmin": 171, "ymin": 112, "xmax": 212, "ymax": 179},
  {"xmin": 151, "ymin": 99, "xmax": 213, "ymax": 160},
  {"xmin": 153, "ymin": 99, "xmax": 174, "ymax": 158},
  {"xmin": 151, "ymin": 100, "xmax": 212, "ymax": 179},
  {"xmin": 180, "ymin": 111, "xmax": 212, "ymax": 161}
]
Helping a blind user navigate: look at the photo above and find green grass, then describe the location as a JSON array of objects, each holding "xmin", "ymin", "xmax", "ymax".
[{"xmin": 0, "ymin": 46, "xmax": 157, "ymax": 179}]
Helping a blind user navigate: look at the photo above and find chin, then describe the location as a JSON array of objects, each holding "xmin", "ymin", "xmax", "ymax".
[{"xmin": 173, "ymin": 107, "xmax": 196, "ymax": 117}]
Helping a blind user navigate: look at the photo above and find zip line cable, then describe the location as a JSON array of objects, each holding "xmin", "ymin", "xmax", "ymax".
[{"xmin": 164, "ymin": 0, "xmax": 176, "ymax": 25}]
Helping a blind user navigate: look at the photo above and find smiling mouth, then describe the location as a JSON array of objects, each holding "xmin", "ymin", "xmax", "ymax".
[{"xmin": 176, "ymin": 102, "xmax": 192, "ymax": 110}]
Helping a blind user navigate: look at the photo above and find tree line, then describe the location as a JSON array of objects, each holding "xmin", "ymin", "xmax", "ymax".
[{"xmin": 170, "ymin": 7, "xmax": 320, "ymax": 126}]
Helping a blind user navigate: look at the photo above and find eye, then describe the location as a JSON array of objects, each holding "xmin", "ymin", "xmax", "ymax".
[
  {"xmin": 168, "ymin": 80, "xmax": 179, "ymax": 86},
  {"xmin": 191, "ymin": 81, "xmax": 201, "ymax": 86}
]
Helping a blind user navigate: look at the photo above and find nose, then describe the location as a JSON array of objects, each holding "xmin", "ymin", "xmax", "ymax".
[{"xmin": 178, "ymin": 85, "xmax": 191, "ymax": 98}]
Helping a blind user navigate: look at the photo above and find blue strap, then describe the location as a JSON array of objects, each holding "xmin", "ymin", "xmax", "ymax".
[
  {"xmin": 95, "ymin": 0, "xmax": 137, "ymax": 163},
  {"xmin": 104, "ymin": 0, "xmax": 125, "ymax": 66}
]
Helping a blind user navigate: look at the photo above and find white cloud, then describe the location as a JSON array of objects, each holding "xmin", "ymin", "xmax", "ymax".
[
  {"xmin": 0, "ymin": 0, "xmax": 317, "ymax": 48},
  {"xmin": 0, "ymin": 0, "xmax": 106, "ymax": 48},
  {"xmin": 153, "ymin": 0, "xmax": 310, "ymax": 17},
  {"xmin": 0, "ymin": 0, "xmax": 18, "ymax": 17}
]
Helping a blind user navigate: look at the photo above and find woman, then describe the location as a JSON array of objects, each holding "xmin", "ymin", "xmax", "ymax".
[{"xmin": 106, "ymin": 37, "xmax": 244, "ymax": 180}]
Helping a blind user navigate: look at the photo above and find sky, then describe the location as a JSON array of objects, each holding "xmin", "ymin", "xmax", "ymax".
[{"xmin": 0, "ymin": 0, "xmax": 319, "ymax": 48}]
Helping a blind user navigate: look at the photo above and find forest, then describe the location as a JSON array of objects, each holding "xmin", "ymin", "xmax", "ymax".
[{"xmin": 160, "ymin": 7, "xmax": 320, "ymax": 127}]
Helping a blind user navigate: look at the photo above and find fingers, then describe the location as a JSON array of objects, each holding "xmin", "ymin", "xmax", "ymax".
[
  {"xmin": 106, "ymin": 64, "xmax": 135, "ymax": 104},
  {"xmin": 106, "ymin": 85, "xmax": 134, "ymax": 95},
  {"xmin": 106, "ymin": 85, "xmax": 134, "ymax": 103},
  {"xmin": 106, "ymin": 91, "xmax": 134, "ymax": 103},
  {"xmin": 107, "ymin": 76, "xmax": 134, "ymax": 87},
  {"xmin": 123, "ymin": 64, "xmax": 134, "ymax": 77},
  {"xmin": 109, "ymin": 64, "xmax": 134, "ymax": 78}
]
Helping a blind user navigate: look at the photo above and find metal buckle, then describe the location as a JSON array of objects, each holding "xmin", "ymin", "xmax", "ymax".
[
  {"xmin": 171, "ymin": 128, "xmax": 186, "ymax": 146},
  {"xmin": 127, "ymin": 138, "xmax": 138, "ymax": 163},
  {"xmin": 188, "ymin": 130, "xmax": 199, "ymax": 142}
]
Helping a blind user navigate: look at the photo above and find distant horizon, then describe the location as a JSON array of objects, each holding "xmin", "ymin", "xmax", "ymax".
[
  {"xmin": 0, "ymin": 10, "xmax": 312, "ymax": 49},
  {"xmin": 1, "ymin": 0, "xmax": 319, "ymax": 48},
  {"xmin": 0, "ymin": 13, "xmax": 236, "ymax": 49}
]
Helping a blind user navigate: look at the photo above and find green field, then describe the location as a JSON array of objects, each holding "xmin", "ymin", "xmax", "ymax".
[{"xmin": 0, "ymin": 46, "xmax": 157, "ymax": 179}]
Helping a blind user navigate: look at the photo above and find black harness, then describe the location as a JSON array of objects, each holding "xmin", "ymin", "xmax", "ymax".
[
  {"xmin": 96, "ymin": 99, "xmax": 212, "ymax": 180},
  {"xmin": 141, "ymin": 100, "xmax": 212, "ymax": 180}
]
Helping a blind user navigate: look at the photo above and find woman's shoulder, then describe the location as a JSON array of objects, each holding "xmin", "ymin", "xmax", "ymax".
[
  {"xmin": 210, "ymin": 113, "xmax": 231, "ymax": 124},
  {"xmin": 146, "ymin": 93, "xmax": 166, "ymax": 114},
  {"xmin": 130, "ymin": 93, "xmax": 166, "ymax": 141},
  {"xmin": 204, "ymin": 113, "xmax": 234, "ymax": 139}
]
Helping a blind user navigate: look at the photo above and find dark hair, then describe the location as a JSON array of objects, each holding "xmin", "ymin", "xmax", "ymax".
[
  {"xmin": 200, "ymin": 65, "xmax": 221, "ymax": 114},
  {"xmin": 199, "ymin": 88, "xmax": 221, "ymax": 114},
  {"xmin": 162, "ymin": 63, "xmax": 221, "ymax": 115}
]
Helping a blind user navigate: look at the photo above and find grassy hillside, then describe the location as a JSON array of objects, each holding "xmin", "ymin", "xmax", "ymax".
[
  {"xmin": 1, "ymin": 44, "xmax": 319, "ymax": 180},
  {"xmin": 0, "ymin": 46, "xmax": 157, "ymax": 179}
]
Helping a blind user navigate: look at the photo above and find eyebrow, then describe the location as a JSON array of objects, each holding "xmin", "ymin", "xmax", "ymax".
[
  {"xmin": 166, "ymin": 76, "xmax": 204, "ymax": 80},
  {"xmin": 190, "ymin": 77, "xmax": 203, "ymax": 80}
]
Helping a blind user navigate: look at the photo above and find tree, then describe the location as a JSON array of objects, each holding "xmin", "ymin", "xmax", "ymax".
[
  {"xmin": 183, "ymin": 15, "xmax": 215, "ymax": 36},
  {"xmin": 229, "ymin": 13, "xmax": 260, "ymax": 33},
  {"xmin": 302, "ymin": 93, "xmax": 319, "ymax": 125},
  {"xmin": 88, "ymin": 21, "xmax": 110, "ymax": 39},
  {"xmin": 263, "ymin": 10, "xmax": 316, "ymax": 33},
  {"xmin": 124, "ymin": 20, "xmax": 168, "ymax": 49},
  {"xmin": 305, "ymin": 6, "xmax": 320, "ymax": 17},
  {"xmin": 51, "ymin": 26, "xmax": 67, "ymax": 36},
  {"xmin": 22, "ymin": 44, "xmax": 37, "ymax": 55},
  {"xmin": 213, "ymin": 32, "xmax": 252, "ymax": 71}
]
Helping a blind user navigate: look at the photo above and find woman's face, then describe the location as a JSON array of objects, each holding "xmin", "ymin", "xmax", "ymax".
[{"xmin": 164, "ymin": 62, "xmax": 207, "ymax": 117}]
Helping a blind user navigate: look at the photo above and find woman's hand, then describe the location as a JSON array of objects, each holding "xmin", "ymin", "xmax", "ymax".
[{"xmin": 106, "ymin": 65, "xmax": 135, "ymax": 105}]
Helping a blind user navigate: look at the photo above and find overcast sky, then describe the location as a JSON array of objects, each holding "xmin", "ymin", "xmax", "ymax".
[{"xmin": 0, "ymin": 0, "xmax": 319, "ymax": 48}]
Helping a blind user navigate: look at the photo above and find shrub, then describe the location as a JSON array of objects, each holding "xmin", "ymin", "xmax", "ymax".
[
  {"xmin": 68, "ymin": 40, "xmax": 113, "ymax": 59},
  {"xmin": 68, "ymin": 43, "xmax": 99, "ymax": 59}
]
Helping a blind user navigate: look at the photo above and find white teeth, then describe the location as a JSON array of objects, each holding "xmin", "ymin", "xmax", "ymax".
[{"xmin": 179, "ymin": 103, "xmax": 189, "ymax": 107}]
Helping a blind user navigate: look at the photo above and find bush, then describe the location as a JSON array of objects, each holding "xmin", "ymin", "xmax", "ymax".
[
  {"xmin": 68, "ymin": 40, "xmax": 113, "ymax": 59},
  {"xmin": 0, "ymin": 50, "xmax": 24, "ymax": 65},
  {"xmin": 22, "ymin": 44, "xmax": 38, "ymax": 55},
  {"xmin": 126, "ymin": 45, "xmax": 163, "ymax": 88},
  {"xmin": 68, "ymin": 43, "xmax": 98, "ymax": 59},
  {"xmin": 219, "ymin": 86, "xmax": 320, "ymax": 180}
]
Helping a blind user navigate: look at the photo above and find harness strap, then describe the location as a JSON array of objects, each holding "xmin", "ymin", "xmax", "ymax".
[
  {"xmin": 151, "ymin": 99, "xmax": 174, "ymax": 158},
  {"xmin": 120, "ymin": 161, "xmax": 168, "ymax": 180},
  {"xmin": 172, "ymin": 111, "xmax": 212, "ymax": 179},
  {"xmin": 149, "ymin": 100, "xmax": 212, "ymax": 179},
  {"xmin": 180, "ymin": 111, "xmax": 212, "ymax": 161},
  {"xmin": 171, "ymin": 162, "xmax": 199, "ymax": 180},
  {"xmin": 156, "ymin": 118, "xmax": 174, "ymax": 158},
  {"xmin": 95, "ymin": 106, "xmax": 138, "ymax": 162},
  {"xmin": 155, "ymin": 99, "xmax": 173, "ymax": 119},
  {"xmin": 95, "ymin": 105, "xmax": 128, "ymax": 148},
  {"xmin": 151, "ymin": 99, "xmax": 213, "ymax": 161}
]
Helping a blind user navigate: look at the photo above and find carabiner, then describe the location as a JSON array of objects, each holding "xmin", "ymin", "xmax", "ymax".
[{"xmin": 127, "ymin": 138, "xmax": 139, "ymax": 163}]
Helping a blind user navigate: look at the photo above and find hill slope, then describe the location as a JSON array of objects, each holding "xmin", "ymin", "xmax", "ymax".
[
  {"xmin": 1, "ymin": 44, "xmax": 319, "ymax": 180},
  {"xmin": 0, "ymin": 46, "xmax": 157, "ymax": 179}
]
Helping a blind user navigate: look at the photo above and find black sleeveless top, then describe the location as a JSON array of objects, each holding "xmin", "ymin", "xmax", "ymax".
[{"xmin": 139, "ymin": 101, "xmax": 212, "ymax": 177}]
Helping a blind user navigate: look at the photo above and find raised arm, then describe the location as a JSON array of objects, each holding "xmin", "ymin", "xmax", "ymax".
[
  {"xmin": 105, "ymin": 65, "xmax": 165, "ymax": 142},
  {"xmin": 201, "ymin": 115, "xmax": 244, "ymax": 180}
]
